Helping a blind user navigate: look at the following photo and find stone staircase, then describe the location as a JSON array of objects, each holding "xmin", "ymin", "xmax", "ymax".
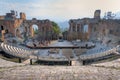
[{"xmin": 22, "ymin": 59, "xmax": 31, "ymax": 64}]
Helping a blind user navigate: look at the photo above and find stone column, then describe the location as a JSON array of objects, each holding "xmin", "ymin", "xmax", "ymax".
[
  {"xmin": 70, "ymin": 23, "xmax": 73, "ymax": 32},
  {"xmin": 30, "ymin": 59, "xmax": 32, "ymax": 65},
  {"xmin": 1, "ymin": 30, "xmax": 5, "ymax": 41},
  {"xmin": 76, "ymin": 24, "xmax": 77, "ymax": 32},
  {"xmin": 18, "ymin": 58, "xmax": 22, "ymax": 63},
  {"xmin": 30, "ymin": 26, "xmax": 34, "ymax": 37}
]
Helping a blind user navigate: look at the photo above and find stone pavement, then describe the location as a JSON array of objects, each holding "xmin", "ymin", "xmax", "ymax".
[
  {"xmin": 92, "ymin": 58, "xmax": 120, "ymax": 69},
  {"xmin": 0, "ymin": 58, "xmax": 24, "ymax": 68},
  {"xmin": 0, "ymin": 65, "xmax": 120, "ymax": 80},
  {"xmin": 49, "ymin": 40, "xmax": 57, "ymax": 45},
  {"xmin": 0, "ymin": 57, "xmax": 120, "ymax": 80},
  {"xmin": 0, "ymin": 40, "xmax": 120, "ymax": 80}
]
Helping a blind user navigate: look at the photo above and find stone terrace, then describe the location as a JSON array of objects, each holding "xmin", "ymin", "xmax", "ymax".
[
  {"xmin": 92, "ymin": 58, "xmax": 120, "ymax": 69},
  {"xmin": 0, "ymin": 65, "xmax": 120, "ymax": 80},
  {"xmin": 0, "ymin": 58, "xmax": 24, "ymax": 68},
  {"xmin": 0, "ymin": 58, "xmax": 120, "ymax": 80}
]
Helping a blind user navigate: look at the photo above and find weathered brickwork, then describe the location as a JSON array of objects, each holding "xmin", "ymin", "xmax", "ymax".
[
  {"xmin": 68, "ymin": 10, "xmax": 120, "ymax": 44},
  {"xmin": 68, "ymin": 18, "xmax": 97, "ymax": 41},
  {"xmin": 0, "ymin": 11, "xmax": 53, "ymax": 41},
  {"xmin": 22, "ymin": 19, "xmax": 53, "ymax": 40}
]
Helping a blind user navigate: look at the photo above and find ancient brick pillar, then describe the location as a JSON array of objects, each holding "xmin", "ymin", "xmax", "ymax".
[
  {"xmin": 20, "ymin": 12, "xmax": 26, "ymax": 20},
  {"xmin": 30, "ymin": 26, "xmax": 34, "ymax": 38},
  {"xmin": 94, "ymin": 10, "xmax": 101, "ymax": 19}
]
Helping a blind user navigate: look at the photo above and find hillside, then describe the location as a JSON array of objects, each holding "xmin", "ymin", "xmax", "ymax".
[{"xmin": 57, "ymin": 21, "xmax": 69, "ymax": 31}]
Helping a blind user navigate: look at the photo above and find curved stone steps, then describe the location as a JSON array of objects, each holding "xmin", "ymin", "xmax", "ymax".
[
  {"xmin": 79, "ymin": 47, "xmax": 118, "ymax": 60},
  {"xmin": 6, "ymin": 44, "xmax": 24, "ymax": 57},
  {"xmin": 0, "ymin": 43, "xmax": 35, "ymax": 59},
  {"xmin": 0, "ymin": 42, "xmax": 119, "ymax": 62},
  {"xmin": 1, "ymin": 43, "xmax": 25, "ymax": 58}
]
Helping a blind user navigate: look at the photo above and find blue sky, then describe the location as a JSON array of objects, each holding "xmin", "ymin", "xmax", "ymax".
[{"xmin": 0, "ymin": 0, "xmax": 120, "ymax": 22}]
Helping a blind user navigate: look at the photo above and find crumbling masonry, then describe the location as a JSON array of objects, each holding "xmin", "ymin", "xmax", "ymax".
[
  {"xmin": 0, "ymin": 10, "xmax": 53, "ymax": 42},
  {"xmin": 67, "ymin": 10, "xmax": 120, "ymax": 45}
]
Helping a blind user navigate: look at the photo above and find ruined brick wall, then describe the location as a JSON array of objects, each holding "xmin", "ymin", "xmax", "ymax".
[
  {"xmin": 68, "ymin": 18, "xmax": 120, "ymax": 41},
  {"xmin": 0, "ymin": 20, "xmax": 17, "ymax": 41},
  {"xmin": 0, "ymin": 20, "xmax": 15, "ymax": 35},
  {"xmin": 0, "ymin": 11, "xmax": 24, "ymax": 40},
  {"xmin": 87, "ymin": 19, "xmax": 120, "ymax": 42},
  {"xmin": 68, "ymin": 19, "xmax": 92, "ymax": 41},
  {"xmin": 20, "ymin": 12, "xmax": 26, "ymax": 20},
  {"xmin": 94, "ymin": 10, "xmax": 101, "ymax": 19},
  {"xmin": 22, "ymin": 19, "xmax": 53, "ymax": 40},
  {"xmin": 0, "ymin": 16, "xmax": 5, "ymax": 20},
  {"xmin": 0, "ymin": 11, "xmax": 53, "ymax": 41},
  {"xmin": 0, "ymin": 19, "xmax": 23, "ymax": 36}
]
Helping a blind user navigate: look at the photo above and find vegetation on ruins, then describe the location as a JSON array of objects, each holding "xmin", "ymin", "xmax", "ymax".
[
  {"xmin": 34, "ymin": 28, "xmax": 39, "ymax": 34},
  {"xmin": 52, "ymin": 21, "xmax": 61, "ymax": 34}
]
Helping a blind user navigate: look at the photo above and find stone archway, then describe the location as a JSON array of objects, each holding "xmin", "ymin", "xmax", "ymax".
[
  {"xmin": 22, "ymin": 19, "xmax": 53, "ymax": 41},
  {"xmin": 0, "ymin": 25, "xmax": 4, "ymax": 30},
  {"xmin": 30, "ymin": 24, "xmax": 39, "ymax": 38}
]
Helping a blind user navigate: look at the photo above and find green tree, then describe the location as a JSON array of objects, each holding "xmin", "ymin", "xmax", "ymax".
[
  {"xmin": 52, "ymin": 21, "xmax": 61, "ymax": 34},
  {"xmin": 34, "ymin": 28, "xmax": 39, "ymax": 34}
]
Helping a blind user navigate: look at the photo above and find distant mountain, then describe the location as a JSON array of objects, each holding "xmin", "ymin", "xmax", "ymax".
[
  {"xmin": 57, "ymin": 21, "xmax": 69, "ymax": 31},
  {"xmin": 114, "ymin": 12, "xmax": 120, "ymax": 19}
]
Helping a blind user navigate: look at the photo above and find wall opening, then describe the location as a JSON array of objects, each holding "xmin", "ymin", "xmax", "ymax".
[
  {"xmin": 0, "ymin": 25, "xmax": 6, "ymax": 41},
  {"xmin": 0, "ymin": 25, "xmax": 4, "ymax": 30},
  {"xmin": 30, "ymin": 24, "xmax": 39, "ymax": 38},
  {"xmin": 83, "ymin": 25, "xmax": 88, "ymax": 33},
  {"xmin": 16, "ymin": 29, "xmax": 20, "ymax": 38}
]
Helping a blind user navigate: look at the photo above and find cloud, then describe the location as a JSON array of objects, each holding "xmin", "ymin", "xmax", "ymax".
[{"xmin": 0, "ymin": 0, "xmax": 120, "ymax": 21}]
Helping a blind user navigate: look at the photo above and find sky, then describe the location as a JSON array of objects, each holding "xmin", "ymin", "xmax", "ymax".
[{"xmin": 0, "ymin": 0, "xmax": 120, "ymax": 22}]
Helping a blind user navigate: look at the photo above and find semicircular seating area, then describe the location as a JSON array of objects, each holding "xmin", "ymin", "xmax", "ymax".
[
  {"xmin": 0, "ymin": 42, "xmax": 119, "ymax": 62},
  {"xmin": 0, "ymin": 43, "xmax": 35, "ymax": 59},
  {"xmin": 79, "ymin": 46, "xmax": 118, "ymax": 60}
]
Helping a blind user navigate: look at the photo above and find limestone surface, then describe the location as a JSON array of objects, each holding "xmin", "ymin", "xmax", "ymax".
[{"xmin": 0, "ymin": 58, "xmax": 120, "ymax": 80}]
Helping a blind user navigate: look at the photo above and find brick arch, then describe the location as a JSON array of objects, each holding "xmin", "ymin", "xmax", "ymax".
[
  {"xmin": 23, "ymin": 21, "xmax": 42, "ymax": 37},
  {"xmin": 0, "ymin": 25, "xmax": 4, "ymax": 30},
  {"xmin": 25, "ymin": 22, "xmax": 40, "ymax": 38},
  {"xmin": 0, "ymin": 24, "xmax": 9, "ymax": 34},
  {"xmin": 21, "ymin": 19, "xmax": 53, "ymax": 40},
  {"xmin": 29, "ymin": 24, "xmax": 39, "ymax": 38},
  {"xmin": 0, "ymin": 24, "xmax": 7, "ymax": 30}
]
